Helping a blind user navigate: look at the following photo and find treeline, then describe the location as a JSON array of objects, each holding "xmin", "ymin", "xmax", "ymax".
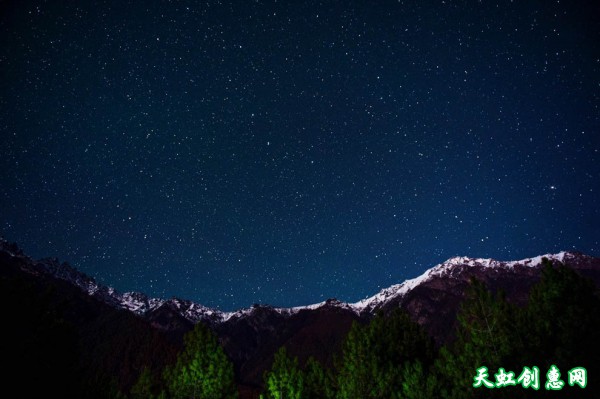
[
  {"xmin": 123, "ymin": 322, "xmax": 237, "ymax": 399},
  {"xmin": 124, "ymin": 259, "xmax": 599, "ymax": 398}
]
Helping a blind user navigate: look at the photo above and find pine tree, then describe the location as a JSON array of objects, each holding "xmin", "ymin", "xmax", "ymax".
[
  {"xmin": 303, "ymin": 357, "xmax": 335, "ymax": 399},
  {"xmin": 263, "ymin": 346, "xmax": 303, "ymax": 399},
  {"xmin": 400, "ymin": 360, "xmax": 439, "ymax": 399},
  {"xmin": 335, "ymin": 321, "xmax": 373, "ymax": 399},
  {"xmin": 522, "ymin": 259, "xmax": 600, "ymax": 392},
  {"xmin": 409, "ymin": 260, "xmax": 600, "ymax": 399},
  {"xmin": 336, "ymin": 310, "xmax": 434, "ymax": 399},
  {"xmin": 432, "ymin": 278, "xmax": 518, "ymax": 399},
  {"xmin": 130, "ymin": 367, "xmax": 155, "ymax": 399},
  {"xmin": 164, "ymin": 323, "xmax": 237, "ymax": 399}
]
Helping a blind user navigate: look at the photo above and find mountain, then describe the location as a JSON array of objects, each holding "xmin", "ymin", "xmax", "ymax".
[
  {"xmin": 0, "ymin": 238, "xmax": 179, "ymax": 399},
  {"xmin": 214, "ymin": 251, "xmax": 600, "ymax": 386},
  {"xmin": 2, "ymin": 237, "xmax": 600, "ymax": 392},
  {"xmin": 7, "ymin": 237, "xmax": 597, "ymax": 325}
]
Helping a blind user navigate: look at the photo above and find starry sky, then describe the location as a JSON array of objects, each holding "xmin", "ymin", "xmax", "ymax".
[{"xmin": 1, "ymin": 0, "xmax": 599, "ymax": 310}]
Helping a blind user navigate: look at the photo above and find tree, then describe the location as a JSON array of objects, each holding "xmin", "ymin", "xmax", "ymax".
[
  {"xmin": 130, "ymin": 367, "xmax": 155, "ymax": 399},
  {"xmin": 303, "ymin": 357, "xmax": 335, "ymax": 399},
  {"xmin": 336, "ymin": 309, "xmax": 434, "ymax": 399},
  {"xmin": 164, "ymin": 323, "xmax": 237, "ymax": 399},
  {"xmin": 432, "ymin": 278, "xmax": 519, "ymax": 399},
  {"xmin": 522, "ymin": 259, "xmax": 600, "ymax": 392},
  {"xmin": 263, "ymin": 346, "xmax": 303, "ymax": 399},
  {"xmin": 458, "ymin": 279, "xmax": 515, "ymax": 363},
  {"xmin": 335, "ymin": 320, "xmax": 375, "ymax": 399},
  {"xmin": 400, "ymin": 360, "xmax": 439, "ymax": 399}
]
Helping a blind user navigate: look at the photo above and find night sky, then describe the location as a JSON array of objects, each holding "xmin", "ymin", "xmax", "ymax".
[{"xmin": 1, "ymin": 1, "xmax": 599, "ymax": 310}]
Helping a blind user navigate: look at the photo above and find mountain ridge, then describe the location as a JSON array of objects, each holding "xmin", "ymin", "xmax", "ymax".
[
  {"xmin": 3, "ymin": 237, "xmax": 600, "ymax": 389},
  {"xmin": 1, "ymin": 237, "xmax": 593, "ymax": 324}
]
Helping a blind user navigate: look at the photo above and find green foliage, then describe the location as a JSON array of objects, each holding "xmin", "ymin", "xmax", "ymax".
[
  {"xmin": 335, "ymin": 321, "xmax": 373, "ymax": 398},
  {"xmin": 304, "ymin": 357, "xmax": 335, "ymax": 399},
  {"xmin": 164, "ymin": 323, "xmax": 237, "ymax": 399},
  {"xmin": 245, "ymin": 260, "xmax": 600, "ymax": 399},
  {"xmin": 155, "ymin": 258, "xmax": 597, "ymax": 399},
  {"xmin": 523, "ymin": 259, "xmax": 600, "ymax": 369},
  {"xmin": 424, "ymin": 259, "xmax": 600, "ymax": 399},
  {"xmin": 432, "ymin": 278, "xmax": 520, "ymax": 398},
  {"xmin": 7, "ymin": 247, "xmax": 597, "ymax": 399},
  {"xmin": 457, "ymin": 279, "xmax": 516, "ymax": 364},
  {"xmin": 400, "ymin": 360, "xmax": 439, "ymax": 399},
  {"xmin": 433, "ymin": 276, "xmax": 548, "ymax": 398},
  {"xmin": 261, "ymin": 349, "xmax": 335, "ymax": 399},
  {"xmin": 336, "ymin": 309, "xmax": 434, "ymax": 399},
  {"xmin": 263, "ymin": 347, "xmax": 304, "ymax": 399},
  {"xmin": 130, "ymin": 367, "xmax": 155, "ymax": 399}
]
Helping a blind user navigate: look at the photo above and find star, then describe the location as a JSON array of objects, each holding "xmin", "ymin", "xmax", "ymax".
[{"xmin": 0, "ymin": 0, "xmax": 597, "ymax": 310}]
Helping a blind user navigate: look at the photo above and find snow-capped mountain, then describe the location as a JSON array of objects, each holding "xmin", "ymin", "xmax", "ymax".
[
  {"xmin": 237, "ymin": 251, "xmax": 595, "ymax": 319},
  {"xmin": 3, "ymin": 236, "xmax": 599, "ymax": 387},
  {"xmin": 0, "ymin": 238, "xmax": 225, "ymax": 324},
  {"xmin": 229, "ymin": 251, "xmax": 592, "ymax": 318},
  {"xmin": 350, "ymin": 251, "xmax": 580, "ymax": 313},
  {"xmin": 2, "ymin": 236, "xmax": 598, "ymax": 328}
]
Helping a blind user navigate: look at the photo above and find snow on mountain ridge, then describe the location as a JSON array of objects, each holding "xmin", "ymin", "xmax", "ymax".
[
  {"xmin": 0, "ymin": 240, "xmax": 585, "ymax": 323},
  {"xmin": 349, "ymin": 251, "xmax": 577, "ymax": 312},
  {"xmin": 443, "ymin": 251, "xmax": 570, "ymax": 268}
]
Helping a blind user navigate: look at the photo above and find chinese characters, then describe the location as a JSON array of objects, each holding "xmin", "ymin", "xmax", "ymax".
[{"xmin": 473, "ymin": 365, "xmax": 586, "ymax": 390}]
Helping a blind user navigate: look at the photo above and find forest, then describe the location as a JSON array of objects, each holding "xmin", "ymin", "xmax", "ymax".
[{"xmin": 116, "ymin": 259, "xmax": 599, "ymax": 398}]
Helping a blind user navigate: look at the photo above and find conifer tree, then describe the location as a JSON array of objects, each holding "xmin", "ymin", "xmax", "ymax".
[
  {"xmin": 398, "ymin": 259, "xmax": 600, "ymax": 399},
  {"xmin": 523, "ymin": 259, "xmax": 600, "ymax": 380},
  {"xmin": 336, "ymin": 310, "xmax": 434, "ymax": 399},
  {"xmin": 335, "ymin": 321, "xmax": 373, "ymax": 398},
  {"xmin": 262, "ymin": 346, "xmax": 303, "ymax": 399},
  {"xmin": 303, "ymin": 357, "xmax": 335, "ymax": 399},
  {"xmin": 130, "ymin": 367, "xmax": 155, "ymax": 399},
  {"xmin": 164, "ymin": 323, "xmax": 237, "ymax": 399},
  {"xmin": 432, "ymin": 278, "xmax": 517, "ymax": 399},
  {"xmin": 400, "ymin": 360, "xmax": 439, "ymax": 399}
]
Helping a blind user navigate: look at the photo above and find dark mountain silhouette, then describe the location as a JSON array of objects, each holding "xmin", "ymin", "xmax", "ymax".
[{"xmin": 0, "ymin": 239, "xmax": 179, "ymax": 398}]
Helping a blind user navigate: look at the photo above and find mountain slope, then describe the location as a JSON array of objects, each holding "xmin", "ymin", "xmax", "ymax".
[
  {"xmin": 2, "ymin": 237, "xmax": 599, "ymax": 389},
  {"xmin": 7, "ymin": 237, "xmax": 597, "ymax": 326},
  {"xmin": 0, "ymin": 239, "xmax": 179, "ymax": 398}
]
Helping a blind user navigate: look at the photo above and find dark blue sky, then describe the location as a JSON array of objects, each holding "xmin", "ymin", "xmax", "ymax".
[{"xmin": 1, "ymin": 0, "xmax": 599, "ymax": 310}]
